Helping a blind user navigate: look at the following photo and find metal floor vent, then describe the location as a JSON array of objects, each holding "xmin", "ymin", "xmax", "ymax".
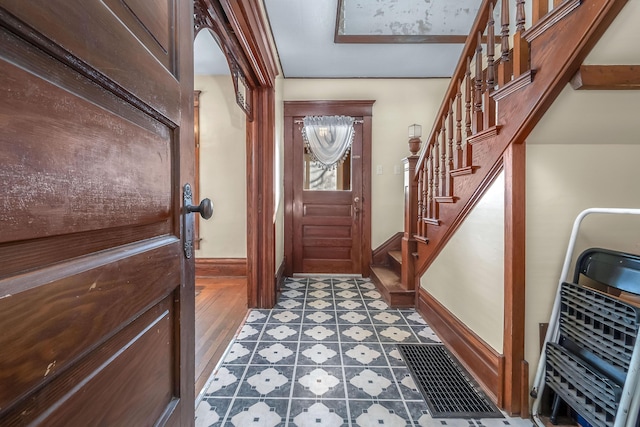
[{"xmin": 397, "ymin": 344, "xmax": 503, "ymax": 419}]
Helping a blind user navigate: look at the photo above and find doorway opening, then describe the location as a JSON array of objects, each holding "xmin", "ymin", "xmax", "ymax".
[
  {"xmin": 192, "ymin": 27, "xmax": 249, "ymax": 396},
  {"xmin": 192, "ymin": 0, "xmax": 278, "ymax": 398},
  {"xmin": 284, "ymin": 101, "xmax": 374, "ymax": 277}
]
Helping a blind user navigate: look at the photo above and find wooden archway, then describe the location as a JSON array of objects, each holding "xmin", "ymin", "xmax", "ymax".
[{"xmin": 195, "ymin": 0, "xmax": 279, "ymax": 308}]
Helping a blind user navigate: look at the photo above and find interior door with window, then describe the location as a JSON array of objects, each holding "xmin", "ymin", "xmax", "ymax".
[
  {"xmin": 284, "ymin": 101, "xmax": 373, "ymax": 276},
  {"xmin": 0, "ymin": 1, "xmax": 196, "ymax": 424}
]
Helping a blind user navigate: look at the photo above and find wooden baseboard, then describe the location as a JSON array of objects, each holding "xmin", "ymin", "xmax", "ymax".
[
  {"xmin": 416, "ymin": 287, "xmax": 504, "ymax": 406},
  {"xmin": 372, "ymin": 232, "xmax": 403, "ymax": 265},
  {"xmin": 195, "ymin": 258, "xmax": 247, "ymax": 277}
]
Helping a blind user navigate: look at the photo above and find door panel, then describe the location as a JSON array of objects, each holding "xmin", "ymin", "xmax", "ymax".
[
  {"xmin": 285, "ymin": 101, "xmax": 373, "ymax": 276},
  {"xmin": 0, "ymin": 0, "xmax": 194, "ymax": 424},
  {"xmin": 293, "ymin": 127, "xmax": 361, "ymax": 274},
  {"xmin": 0, "ymin": 57, "xmax": 173, "ymax": 244},
  {"xmin": 1, "ymin": 0, "xmax": 180, "ymax": 120},
  {"xmin": 2, "ymin": 296, "xmax": 176, "ymax": 425}
]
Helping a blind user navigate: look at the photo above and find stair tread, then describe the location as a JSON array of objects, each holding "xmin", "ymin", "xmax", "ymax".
[
  {"xmin": 388, "ymin": 250, "xmax": 402, "ymax": 265},
  {"xmin": 370, "ymin": 266, "xmax": 415, "ymax": 308},
  {"xmin": 370, "ymin": 266, "xmax": 411, "ymax": 293}
]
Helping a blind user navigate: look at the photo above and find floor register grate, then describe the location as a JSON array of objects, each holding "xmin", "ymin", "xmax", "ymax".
[{"xmin": 397, "ymin": 344, "xmax": 503, "ymax": 419}]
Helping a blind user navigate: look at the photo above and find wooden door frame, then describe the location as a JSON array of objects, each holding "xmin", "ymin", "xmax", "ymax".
[
  {"xmin": 283, "ymin": 100, "xmax": 374, "ymax": 277},
  {"xmin": 196, "ymin": 0, "xmax": 279, "ymax": 308}
]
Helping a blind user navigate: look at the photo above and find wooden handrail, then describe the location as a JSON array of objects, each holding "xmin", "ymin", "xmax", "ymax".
[
  {"xmin": 416, "ymin": 0, "xmax": 495, "ymax": 169},
  {"xmin": 412, "ymin": 0, "xmax": 539, "ymax": 241}
]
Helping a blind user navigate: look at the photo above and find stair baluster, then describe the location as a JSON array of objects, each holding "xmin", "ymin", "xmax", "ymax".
[
  {"xmin": 499, "ymin": 0, "xmax": 512, "ymax": 86},
  {"xmin": 440, "ymin": 117, "xmax": 447, "ymax": 197},
  {"xmin": 447, "ymin": 100, "xmax": 454, "ymax": 194},
  {"xmin": 455, "ymin": 84, "xmax": 463, "ymax": 170},
  {"xmin": 484, "ymin": 3, "xmax": 497, "ymax": 128},
  {"xmin": 464, "ymin": 58, "xmax": 473, "ymax": 167},
  {"xmin": 428, "ymin": 146, "xmax": 435, "ymax": 221}
]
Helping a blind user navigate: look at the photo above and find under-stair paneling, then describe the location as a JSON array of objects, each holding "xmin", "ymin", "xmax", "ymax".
[
  {"xmin": 283, "ymin": 78, "xmax": 449, "ymax": 248},
  {"xmin": 420, "ymin": 172, "xmax": 505, "ymax": 353},
  {"xmin": 194, "ymin": 75, "xmax": 247, "ymax": 258},
  {"xmin": 525, "ymin": 144, "xmax": 640, "ymax": 387}
]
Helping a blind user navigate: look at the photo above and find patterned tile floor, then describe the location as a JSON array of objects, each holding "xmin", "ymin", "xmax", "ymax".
[{"xmin": 195, "ymin": 276, "xmax": 533, "ymax": 427}]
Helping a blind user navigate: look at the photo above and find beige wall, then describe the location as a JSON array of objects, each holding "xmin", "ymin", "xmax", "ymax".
[
  {"xmin": 420, "ymin": 172, "xmax": 505, "ymax": 352},
  {"xmin": 525, "ymin": 143, "xmax": 640, "ymax": 384},
  {"xmin": 194, "ymin": 75, "xmax": 247, "ymax": 258},
  {"xmin": 283, "ymin": 79, "xmax": 449, "ymax": 248}
]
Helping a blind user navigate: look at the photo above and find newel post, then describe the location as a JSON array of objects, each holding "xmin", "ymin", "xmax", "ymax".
[{"xmin": 402, "ymin": 129, "xmax": 421, "ymax": 290}]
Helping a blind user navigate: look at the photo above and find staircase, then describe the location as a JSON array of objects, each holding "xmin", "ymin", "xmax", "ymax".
[
  {"xmin": 372, "ymin": 0, "xmax": 629, "ymax": 414},
  {"xmin": 401, "ymin": 0, "xmax": 628, "ymax": 283}
]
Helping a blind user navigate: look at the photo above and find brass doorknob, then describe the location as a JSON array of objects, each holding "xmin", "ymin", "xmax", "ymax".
[{"xmin": 186, "ymin": 198, "xmax": 213, "ymax": 220}]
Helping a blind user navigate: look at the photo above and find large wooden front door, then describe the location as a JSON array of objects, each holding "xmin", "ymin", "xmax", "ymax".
[
  {"xmin": 0, "ymin": 1, "xmax": 195, "ymax": 425},
  {"xmin": 284, "ymin": 101, "xmax": 373, "ymax": 276}
]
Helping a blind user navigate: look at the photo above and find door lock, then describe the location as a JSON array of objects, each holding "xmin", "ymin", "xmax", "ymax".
[{"xmin": 183, "ymin": 183, "xmax": 213, "ymax": 258}]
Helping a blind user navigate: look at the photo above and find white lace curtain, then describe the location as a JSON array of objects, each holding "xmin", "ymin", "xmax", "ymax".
[{"xmin": 302, "ymin": 115, "xmax": 355, "ymax": 170}]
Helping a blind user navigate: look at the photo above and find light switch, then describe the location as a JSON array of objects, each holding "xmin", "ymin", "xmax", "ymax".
[
  {"xmin": 376, "ymin": 165, "xmax": 383, "ymax": 175},
  {"xmin": 394, "ymin": 165, "xmax": 402, "ymax": 175}
]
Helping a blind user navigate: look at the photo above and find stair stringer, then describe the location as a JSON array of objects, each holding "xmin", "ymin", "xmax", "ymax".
[{"xmin": 414, "ymin": 0, "xmax": 628, "ymax": 281}]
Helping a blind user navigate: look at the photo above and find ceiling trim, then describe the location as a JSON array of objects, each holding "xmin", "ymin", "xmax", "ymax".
[
  {"xmin": 334, "ymin": 34, "xmax": 469, "ymax": 44},
  {"xmin": 217, "ymin": 0, "xmax": 279, "ymax": 87},
  {"xmin": 334, "ymin": 0, "xmax": 471, "ymax": 45}
]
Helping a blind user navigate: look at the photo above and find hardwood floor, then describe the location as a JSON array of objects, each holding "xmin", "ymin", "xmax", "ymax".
[{"xmin": 195, "ymin": 276, "xmax": 248, "ymax": 396}]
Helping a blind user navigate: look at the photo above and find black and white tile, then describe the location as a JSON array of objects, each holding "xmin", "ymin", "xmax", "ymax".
[{"xmin": 196, "ymin": 276, "xmax": 532, "ymax": 427}]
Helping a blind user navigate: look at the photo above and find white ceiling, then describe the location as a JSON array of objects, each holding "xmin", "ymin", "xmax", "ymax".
[{"xmin": 193, "ymin": 0, "xmax": 481, "ymax": 78}]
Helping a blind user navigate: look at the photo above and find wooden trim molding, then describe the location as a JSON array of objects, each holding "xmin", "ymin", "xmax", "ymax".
[
  {"xmin": 372, "ymin": 232, "xmax": 403, "ymax": 265},
  {"xmin": 193, "ymin": 90, "xmax": 202, "ymax": 250},
  {"xmin": 335, "ymin": 34, "xmax": 470, "ymax": 44},
  {"xmin": 195, "ymin": 258, "xmax": 247, "ymax": 277},
  {"xmin": 522, "ymin": 0, "xmax": 581, "ymax": 43},
  {"xmin": 571, "ymin": 65, "xmax": 640, "ymax": 90},
  {"xmin": 218, "ymin": 0, "xmax": 279, "ymax": 87},
  {"xmin": 502, "ymin": 142, "xmax": 527, "ymax": 415},
  {"xmin": 491, "ymin": 71, "xmax": 536, "ymax": 101},
  {"xmin": 416, "ymin": 287, "xmax": 504, "ymax": 405},
  {"xmin": 246, "ymin": 87, "xmax": 276, "ymax": 308},
  {"xmin": 466, "ymin": 125, "xmax": 501, "ymax": 145}
]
